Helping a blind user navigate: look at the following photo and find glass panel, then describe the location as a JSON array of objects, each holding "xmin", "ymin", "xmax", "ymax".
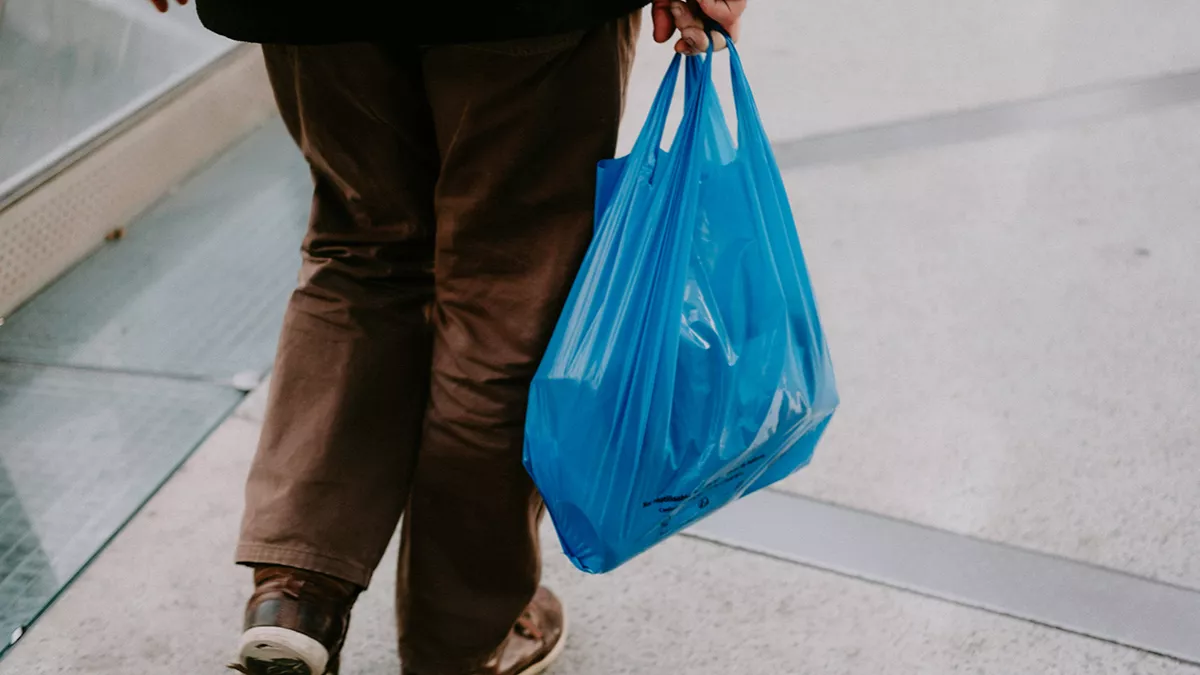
[
  {"xmin": 0, "ymin": 363, "xmax": 241, "ymax": 653},
  {"xmin": 0, "ymin": 0, "xmax": 231, "ymax": 196}
]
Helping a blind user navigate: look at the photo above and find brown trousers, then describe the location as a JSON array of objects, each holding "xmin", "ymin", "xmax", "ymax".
[{"xmin": 237, "ymin": 15, "xmax": 640, "ymax": 675}]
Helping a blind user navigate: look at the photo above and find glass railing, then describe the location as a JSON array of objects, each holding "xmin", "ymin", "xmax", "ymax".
[{"xmin": 0, "ymin": 0, "xmax": 232, "ymax": 202}]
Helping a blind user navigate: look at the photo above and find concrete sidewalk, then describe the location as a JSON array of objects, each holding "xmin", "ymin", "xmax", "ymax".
[{"xmin": 0, "ymin": 384, "xmax": 1191, "ymax": 674}]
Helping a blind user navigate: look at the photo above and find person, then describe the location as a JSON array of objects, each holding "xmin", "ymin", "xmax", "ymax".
[{"xmin": 150, "ymin": 1, "xmax": 745, "ymax": 673}]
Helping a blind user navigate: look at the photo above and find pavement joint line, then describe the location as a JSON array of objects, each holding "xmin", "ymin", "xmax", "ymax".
[
  {"xmin": 770, "ymin": 68, "xmax": 1200, "ymax": 168},
  {"xmin": 0, "ymin": 358, "xmax": 246, "ymax": 389}
]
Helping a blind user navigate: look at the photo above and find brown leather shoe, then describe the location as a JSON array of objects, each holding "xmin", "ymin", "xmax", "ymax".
[
  {"xmin": 403, "ymin": 587, "xmax": 567, "ymax": 675},
  {"xmin": 229, "ymin": 566, "xmax": 361, "ymax": 675}
]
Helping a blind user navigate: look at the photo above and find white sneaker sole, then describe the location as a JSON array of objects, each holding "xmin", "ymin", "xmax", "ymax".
[
  {"xmin": 518, "ymin": 610, "xmax": 569, "ymax": 675},
  {"xmin": 235, "ymin": 606, "xmax": 566, "ymax": 675},
  {"xmin": 237, "ymin": 626, "xmax": 331, "ymax": 675}
]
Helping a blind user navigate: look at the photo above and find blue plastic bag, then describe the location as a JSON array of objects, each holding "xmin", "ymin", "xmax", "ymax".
[{"xmin": 523, "ymin": 39, "xmax": 839, "ymax": 574}]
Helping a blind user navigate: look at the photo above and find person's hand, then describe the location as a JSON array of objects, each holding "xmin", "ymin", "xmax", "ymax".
[
  {"xmin": 148, "ymin": 0, "xmax": 188, "ymax": 12},
  {"xmin": 652, "ymin": 0, "xmax": 746, "ymax": 56}
]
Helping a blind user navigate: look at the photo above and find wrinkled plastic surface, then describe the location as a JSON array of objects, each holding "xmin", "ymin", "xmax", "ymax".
[{"xmin": 523, "ymin": 42, "xmax": 839, "ymax": 574}]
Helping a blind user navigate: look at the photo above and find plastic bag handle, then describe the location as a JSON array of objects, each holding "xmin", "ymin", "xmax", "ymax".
[
  {"xmin": 630, "ymin": 35, "xmax": 718, "ymax": 160},
  {"xmin": 681, "ymin": 25, "xmax": 773, "ymax": 161},
  {"xmin": 717, "ymin": 28, "xmax": 771, "ymax": 153},
  {"xmin": 628, "ymin": 53, "xmax": 684, "ymax": 159},
  {"xmin": 631, "ymin": 22, "xmax": 772, "ymax": 162}
]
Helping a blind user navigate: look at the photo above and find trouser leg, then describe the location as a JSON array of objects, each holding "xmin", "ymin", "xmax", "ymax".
[
  {"xmin": 237, "ymin": 43, "xmax": 439, "ymax": 588},
  {"xmin": 397, "ymin": 14, "xmax": 640, "ymax": 673}
]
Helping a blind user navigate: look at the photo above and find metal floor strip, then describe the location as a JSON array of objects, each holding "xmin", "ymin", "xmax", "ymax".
[
  {"xmin": 687, "ymin": 489, "xmax": 1200, "ymax": 664},
  {"xmin": 773, "ymin": 69, "xmax": 1200, "ymax": 168}
]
